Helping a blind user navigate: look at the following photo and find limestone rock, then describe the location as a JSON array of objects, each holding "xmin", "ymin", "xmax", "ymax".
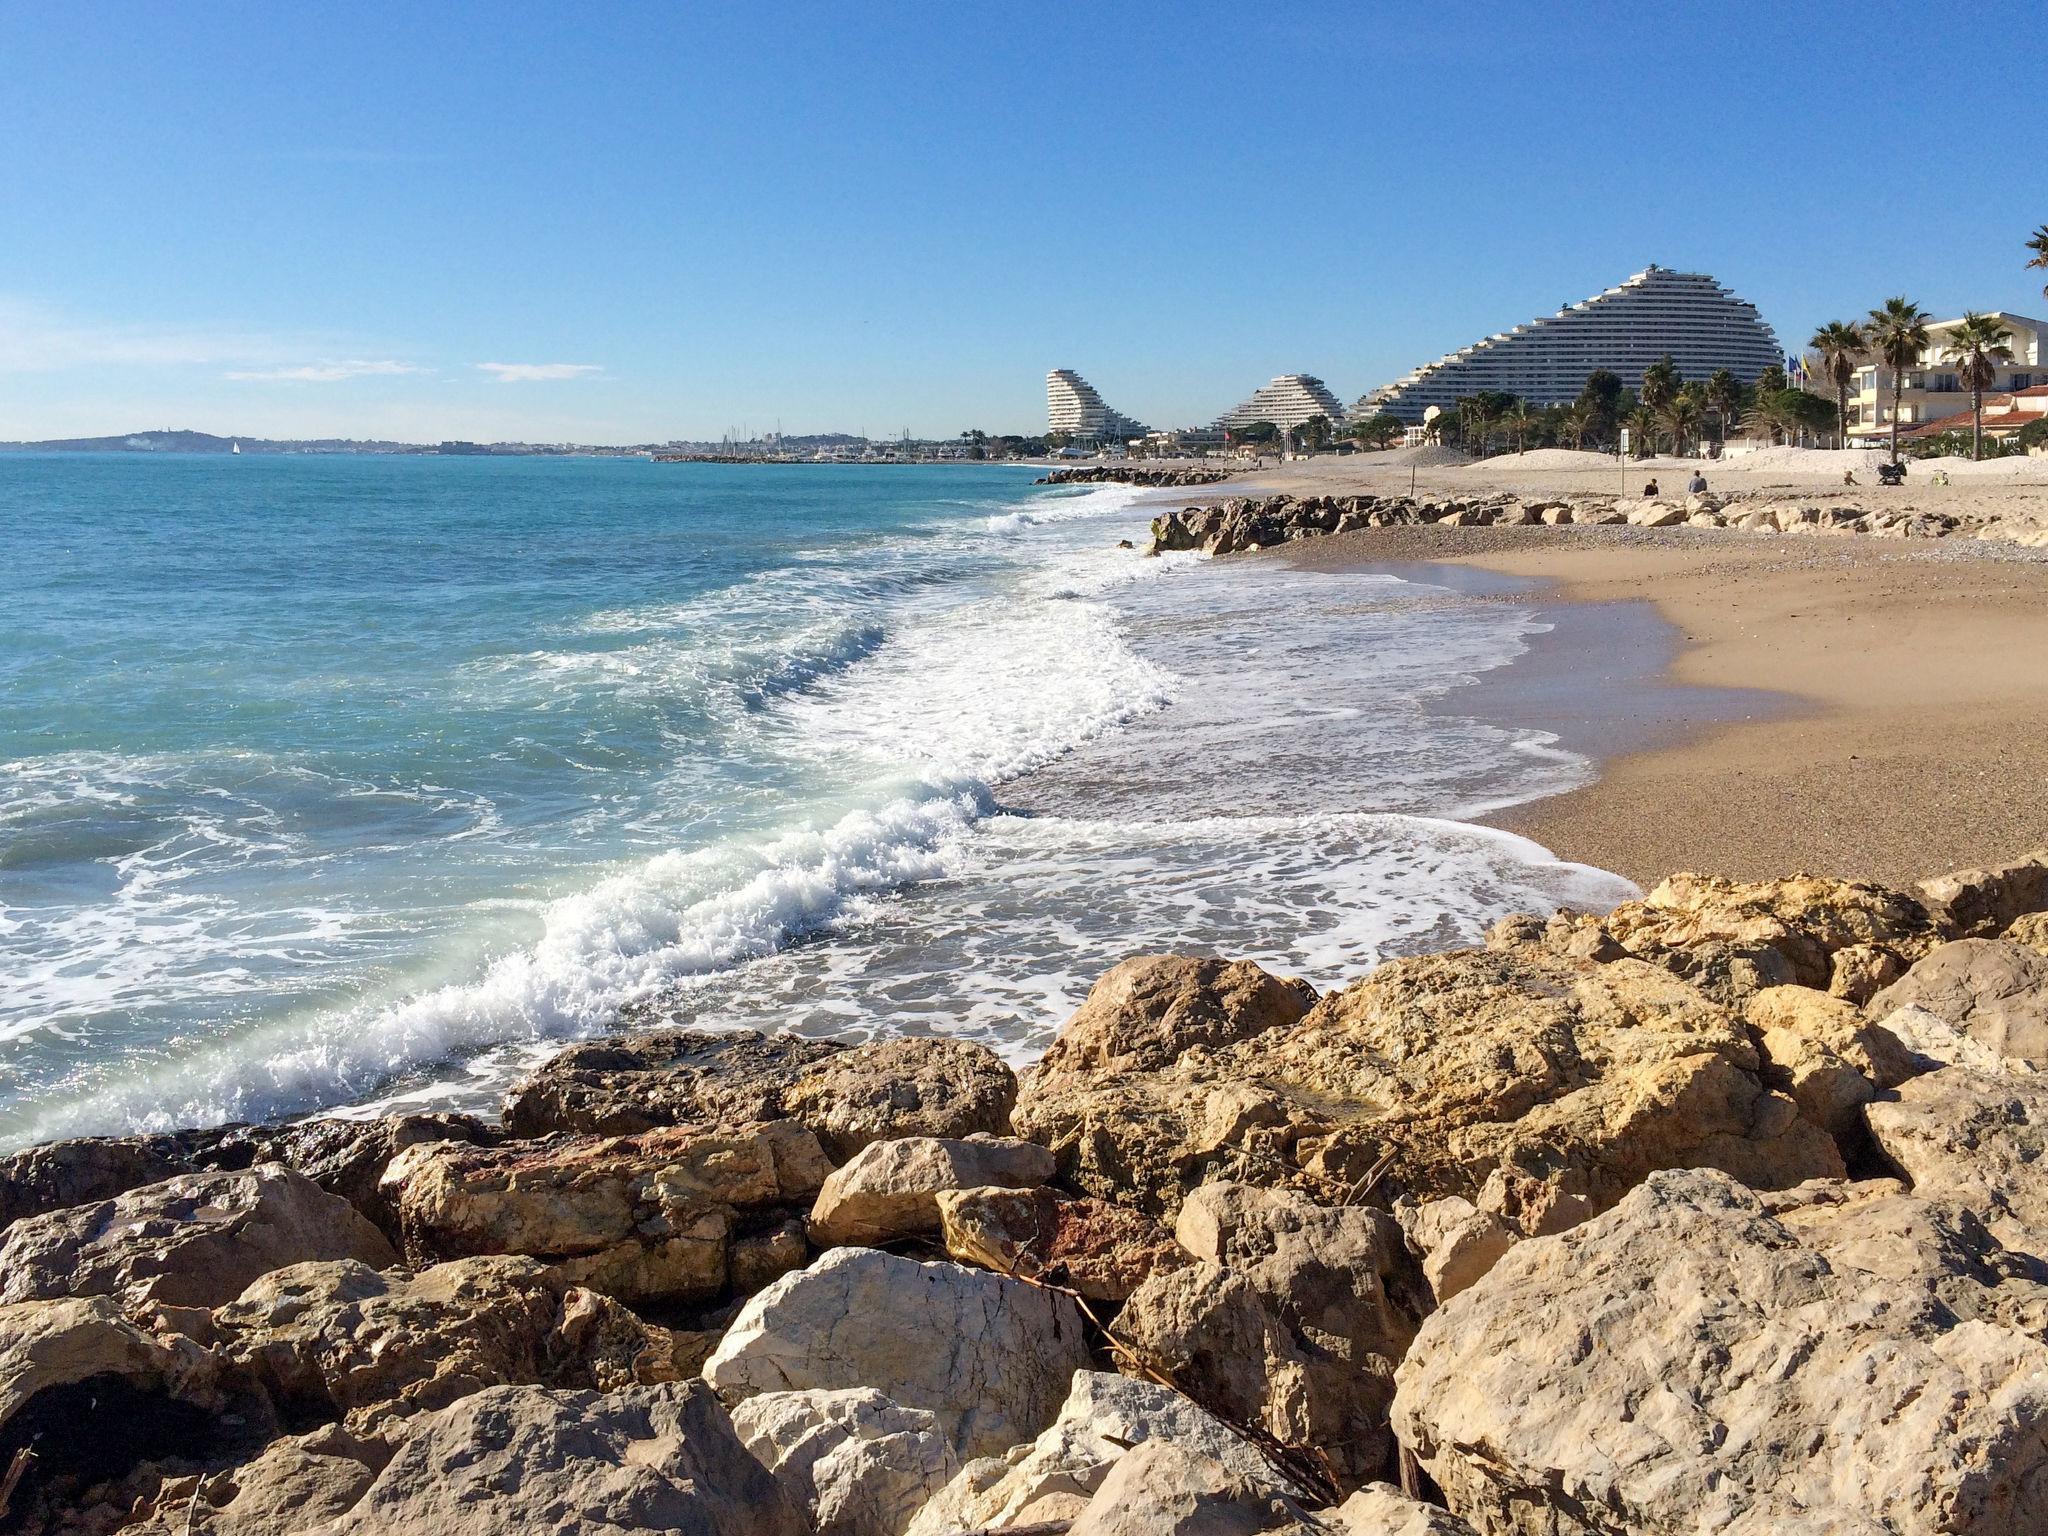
[
  {"xmin": 731, "ymin": 1387, "xmax": 958, "ymax": 1536},
  {"xmin": 214, "ymin": 1255, "xmax": 686, "ymax": 1432},
  {"xmin": 1035, "ymin": 956, "xmax": 1315, "ymax": 1076},
  {"xmin": 382, "ymin": 1121, "xmax": 828, "ymax": 1307},
  {"xmin": 1017, "ymin": 947, "xmax": 1842, "ymax": 1224},
  {"xmin": 2005, "ymin": 911, "xmax": 2048, "ymax": 953},
  {"xmin": 0, "ymin": 1165, "xmax": 396, "ymax": 1313},
  {"xmin": 325, "ymin": 1382, "xmax": 806, "ymax": 1535},
  {"xmin": 1392, "ymin": 1168, "xmax": 2048, "ymax": 1534},
  {"xmin": 1827, "ymin": 942, "xmax": 1904, "ymax": 1003},
  {"xmin": 1919, "ymin": 849, "xmax": 2048, "ymax": 938},
  {"xmin": 503, "ymin": 1028, "xmax": 1017, "ymax": 1159},
  {"xmin": 0, "ymin": 1136, "xmax": 193, "ymax": 1237},
  {"xmin": 126, "ymin": 1424, "xmax": 385, "ymax": 1535},
  {"xmin": 904, "ymin": 1371, "xmax": 1297, "ymax": 1536},
  {"xmin": 1065, "ymin": 1440, "xmax": 1319, "ymax": 1536},
  {"xmin": 1866, "ymin": 1066, "xmax": 2048, "ymax": 1258},
  {"xmin": 0, "ymin": 1297, "xmax": 216, "ymax": 1438},
  {"xmin": 1867, "ymin": 939, "xmax": 2048, "ymax": 1066},
  {"xmin": 808, "ymin": 1136, "xmax": 1054, "ymax": 1248},
  {"xmin": 238, "ymin": 1114, "xmax": 493, "ymax": 1243},
  {"xmin": 702, "ymin": 1247, "xmax": 1090, "ymax": 1460},
  {"xmin": 1872, "ymin": 1003, "xmax": 2027, "ymax": 1078},
  {"xmin": 1396, "ymin": 1197, "xmax": 1514, "ymax": 1305},
  {"xmin": 1743, "ymin": 985, "xmax": 1921, "ymax": 1143},
  {"xmin": 936, "ymin": 1186, "xmax": 1185, "ymax": 1302},
  {"xmin": 1603, "ymin": 871, "xmax": 1940, "ymax": 990},
  {"xmin": 1329, "ymin": 1485, "xmax": 1476, "ymax": 1535}
]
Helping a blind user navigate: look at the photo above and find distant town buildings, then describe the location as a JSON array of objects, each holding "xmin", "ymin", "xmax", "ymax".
[
  {"xmin": 1845, "ymin": 312, "xmax": 2046, "ymax": 443},
  {"xmin": 1046, "ymin": 368, "xmax": 1148, "ymax": 442},
  {"xmin": 1354, "ymin": 266, "xmax": 1784, "ymax": 421},
  {"xmin": 1214, "ymin": 374, "xmax": 1346, "ymax": 431}
]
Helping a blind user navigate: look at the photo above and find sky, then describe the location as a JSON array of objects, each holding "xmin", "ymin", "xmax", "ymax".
[{"xmin": 3, "ymin": 0, "xmax": 2044, "ymax": 444}]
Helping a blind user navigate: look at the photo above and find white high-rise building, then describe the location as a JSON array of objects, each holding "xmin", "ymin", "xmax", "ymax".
[
  {"xmin": 1214, "ymin": 374, "xmax": 1345, "ymax": 431},
  {"xmin": 1046, "ymin": 369, "xmax": 1148, "ymax": 441},
  {"xmin": 1354, "ymin": 266, "xmax": 1784, "ymax": 422}
]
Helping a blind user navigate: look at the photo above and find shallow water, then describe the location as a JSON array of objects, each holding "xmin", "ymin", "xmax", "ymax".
[{"xmin": 0, "ymin": 456, "xmax": 1630, "ymax": 1146}]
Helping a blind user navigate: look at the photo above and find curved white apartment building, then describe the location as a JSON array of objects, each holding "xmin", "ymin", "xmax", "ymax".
[
  {"xmin": 1046, "ymin": 369, "xmax": 1148, "ymax": 442},
  {"xmin": 1354, "ymin": 266, "xmax": 1783, "ymax": 421},
  {"xmin": 1214, "ymin": 374, "xmax": 1346, "ymax": 431}
]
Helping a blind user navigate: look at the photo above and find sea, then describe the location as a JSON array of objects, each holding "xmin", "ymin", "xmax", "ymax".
[{"xmin": 0, "ymin": 455, "xmax": 1634, "ymax": 1151}]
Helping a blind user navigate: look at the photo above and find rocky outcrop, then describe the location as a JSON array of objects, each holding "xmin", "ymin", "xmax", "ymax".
[
  {"xmin": 808, "ymin": 1136, "xmax": 1054, "ymax": 1249},
  {"xmin": 935, "ymin": 1186, "xmax": 1186, "ymax": 1302},
  {"xmin": 325, "ymin": 1382, "xmax": 806, "ymax": 1535},
  {"xmin": 1036, "ymin": 955, "xmax": 1316, "ymax": 1076},
  {"xmin": 1867, "ymin": 939, "xmax": 2048, "ymax": 1066},
  {"xmin": 1393, "ymin": 1168, "xmax": 2048, "ymax": 1534},
  {"xmin": 904, "ymin": 1370, "xmax": 1299, "ymax": 1535},
  {"xmin": 382, "ymin": 1121, "xmax": 829, "ymax": 1308},
  {"xmin": 213, "ymin": 1256, "xmax": 691, "ymax": 1433},
  {"xmin": 1064, "ymin": 1439, "xmax": 1319, "ymax": 1536},
  {"xmin": 1866, "ymin": 1066, "xmax": 2048, "ymax": 1260},
  {"xmin": 1918, "ymin": 848, "xmax": 2048, "ymax": 937},
  {"xmin": 732, "ymin": 1387, "xmax": 958, "ymax": 1536},
  {"xmin": 702, "ymin": 1247, "xmax": 1091, "ymax": 1460},
  {"xmin": 0, "ymin": 1165, "xmax": 396, "ymax": 1314},
  {"xmin": 123, "ymin": 1425, "xmax": 387, "ymax": 1536},
  {"xmin": 502, "ymin": 1029, "xmax": 1016, "ymax": 1158},
  {"xmin": 1039, "ymin": 465, "xmax": 1233, "ymax": 487},
  {"xmin": 1016, "ymin": 947, "xmax": 1842, "ymax": 1225}
]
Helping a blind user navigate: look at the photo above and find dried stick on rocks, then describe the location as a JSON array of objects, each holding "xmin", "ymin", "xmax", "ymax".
[{"xmin": 0, "ymin": 1447, "xmax": 34, "ymax": 1520}]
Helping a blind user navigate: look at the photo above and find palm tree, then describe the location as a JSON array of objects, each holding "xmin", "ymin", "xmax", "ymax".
[
  {"xmin": 1501, "ymin": 402, "xmax": 1536, "ymax": 453},
  {"xmin": 2028, "ymin": 225, "xmax": 2048, "ymax": 300},
  {"xmin": 1625, "ymin": 405, "xmax": 1657, "ymax": 459},
  {"xmin": 1704, "ymin": 368, "xmax": 1742, "ymax": 444},
  {"xmin": 1808, "ymin": 322, "xmax": 1866, "ymax": 450},
  {"xmin": 1639, "ymin": 355, "xmax": 1681, "ymax": 417},
  {"xmin": 1462, "ymin": 399, "xmax": 1499, "ymax": 456},
  {"xmin": 1940, "ymin": 312, "xmax": 2016, "ymax": 462},
  {"xmin": 1658, "ymin": 394, "xmax": 1701, "ymax": 458},
  {"xmin": 1866, "ymin": 297, "xmax": 1931, "ymax": 464},
  {"xmin": 1558, "ymin": 404, "xmax": 1593, "ymax": 450}
]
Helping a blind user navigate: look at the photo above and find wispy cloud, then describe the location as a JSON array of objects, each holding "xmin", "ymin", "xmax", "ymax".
[
  {"xmin": 0, "ymin": 299, "xmax": 288, "ymax": 374},
  {"xmin": 225, "ymin": 359, "xmax": 425, "ymax": 383},
  {"xmin": 475, "ymin": 362, "xmax": 604, "ymax": 383}
]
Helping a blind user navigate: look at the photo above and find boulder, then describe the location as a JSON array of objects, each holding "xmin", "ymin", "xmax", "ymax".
[
  {"xmin": 0, "ymin": 1297, "xmax": 216, "ymax": 1439},
  {"xmin": 0, "ymin": 1165, "xmax": 395, "ymax": 1313},
  {"xmin": 1867, "ymin": 939, "xmax": 2048, "ymax": 1066},
  {"xmin": 124, "ymin": 1424, "xmax": 386, "ymax": 1535},
  {"xmin": 502, "ymin": 1029, "xmax": 1016, "ymax": 1158},
  {"xmin": 325, "ymin": 1382, "xmax": 806, "ymax": 1535},
  {"xmin": 1602, "ymin": 871, "xmax": 1940, "ymax": 991},
  {"xmin": 1064, "ymin": 1440, "xmax": 1319, "ymax": 1536},
  {"xmin": 1395, "ymin": 1196, "xmax": 1514, "ymax": 1305},
  {"xmin": 1392, "ymin": 1168, "xmax": 2048, "ymax": 1534},
  {"xmin": 731, "ymin": 1387, "xmax": 958, "ymax": 1536},
  {"xmin": 1826, "ymin": 942, "xmax": 1905, "ymax": 1003},
  {"xmin": 702, "ymin": 1247, "xmax": 1090, "ymax": 1460},
  {"xmin": 1016, "ymin": 948, "xmax": 1842, "ymax": 1225},
  {"xmin": 1328, "ymin": 1484, "xmax": 1477, "ymax": 1535},
  {"xmin": 0, "ymin": 1136, "xmax": 193, "ymax": 1237},
  {"xmin": 1625, "ymin": 502, "xmax": 1685, "ymax": 528},
  {"xmin": 1866, "ymin": 1066, "xmax": 2048, "ymax": 1259},
  {"xmin": 1872, "ymin": 1003, "xmax": 2028, "ymax": 1078},
  {"xmin": 1034, "ymin": 956, "xmax": 1314, "ymax": 1077},
  {"xmin": 2006, "ymin": 911, "xmax": 2048, "ymax": 954},
  {"xmin": 235, "ymin": 1114, "xmax": 493, "ymax": 1243},
  {"xmin": 808, "ymin": 1137, "xmax": 1054, "ymax": 1249},
  {"xmin": 936, "ymin": 1186, "xmax": 1185, "ymax": 1302},
  {"xmin": 214, "ymin": 1256, "xmax": 690, "ymax": 1432},
  {"xmin": 903, "ymin": 1371, "xmax": 1297, "ymax": 1536},
  {"xmin": 382, "ymin": 1121, "xmax": 829, "ymax": 1308},
  {"xmin": 1742, "ymin": 985, "xmax": 1922, "ymax": 1144},
  {"xmin": 1919, "ymin": 849, "xmax": 2048, "ymax": 937}
]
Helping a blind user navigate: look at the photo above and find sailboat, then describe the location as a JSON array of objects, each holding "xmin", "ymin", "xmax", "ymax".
[{"xmin": 231, "ymin": 442, "xmax": 241, "ymax": 454}]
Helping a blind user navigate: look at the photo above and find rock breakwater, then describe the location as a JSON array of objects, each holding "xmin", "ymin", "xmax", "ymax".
[
  {"xmin": 1150, "ymin": 489, "xmax": 2048, "ymax": 556},
  {"xmin": 1036, "ymin": 464, "xmax": 1235, "ymax": 488},
  {"xmin": 3, "ymin": 849, "xmax": 2047, "ymax": 1532}
]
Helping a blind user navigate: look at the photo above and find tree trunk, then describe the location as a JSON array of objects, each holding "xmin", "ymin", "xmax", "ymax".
[
  {"xmin": 1890, "ymin": 368, "xmax": 1903, "ymax": 464},
  {"xmin": 1837, "ymin": 385, "xmax": 1849, "ymax": 450},
  {"xmin": 1973, "ymin": 386, "xmax": 1983, "ymax": 462}
]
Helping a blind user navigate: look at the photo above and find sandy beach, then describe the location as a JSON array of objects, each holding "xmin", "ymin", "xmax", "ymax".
[{"xmin": 1224, "ymin": 445, "xmax": 2048, "ymax": 887}]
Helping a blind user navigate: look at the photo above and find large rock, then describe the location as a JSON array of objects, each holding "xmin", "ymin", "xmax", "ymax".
[
  {"xmin": 936, "ymin": 1186, "xmax": 1186, "ymax": 1302},
  {"xmin": 1395, "ymin": 1197, "xmax": 1514, "ymax": 1306},
  {"xmin": 382, "ymin": 1122, "xmax": 829, "ymax": 1307},
  {"xmin": 1328, "ymin": 1484, "xmax": 1477, "ymax": 1535},
  {"xmin": 0, "ymin": 1297, "xmax": 216, "ymax": 1439},
  {"xmin": 702, "ymin": 1247, "xmax": 1090, "ymax": 1460},
  {"xmin": 1035, "ymin": 956, "xmax": 1315, "ymax": 1076},
  {"xmin": 1919, "ymin": 850, "xmax": 2048, "ymax": 938},
  {"xmin": 0, "ymin": 1136, "xmax": 193, "ymax": 1236},
  {"xmin": 1064, "ymin": 1440, "xmax": 1319, "ymax": 1536},
  {"xmin": 1393, "ymin": 1168, "xmax": 2048, "ymax": 1534},
  {"xmin": 1866, "ymin": 1066, "xmax": 2048, "ymax": 1259},
  {"xmin": 502, "ymin": 1029, "xmax": 1016, "ymax": 1157},
  {"xmin": 808, "ymin": 1137, "xmax": 1054, "ymax": 1248},
  {"xmin": 126, "ymin": 1424, "xmax": 386, "ymax": 1535},
  {"xmin": 0, "ymin": 1165, "xmax": 395, "ymax": 1313},
  {"xmin": 325, "ymin": 1382, "xmax": 806, "ymax": 1535},
  {"xmin": 214, "ymin": 1256, "xmax": 690, "ymax": 1432},
  {"xmin": 1602, "ymin": 871, "xmax": 1941, "ymax": 992},
  {"xmin": 1016, "ymin": 948, "xmax": 1842, "ymax": 1225},
  {"xmin": 1867, "ymin": 939, "xmax": 2048, "ymax": 1066},
  {"xmin": 1118, "ymin": 1185, "xmax": 1418, "ymax": 1494},
  {"xmin": 904, "ymin": 1370, "xmax": 1297, "ymax": 1535},
  {"xmin": 731, "ymin": 1387, "xmax": 957, "ymax": 1536}
]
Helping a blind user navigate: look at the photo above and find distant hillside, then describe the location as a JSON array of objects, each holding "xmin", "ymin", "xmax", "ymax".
[{"xmin": 0, "ymin": 429, "xmax": 432, "ymax": 454}]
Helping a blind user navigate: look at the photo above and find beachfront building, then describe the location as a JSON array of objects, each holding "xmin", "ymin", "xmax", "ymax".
[
  {"xmin": 1353, "ymin": 266, "xmax": 1784, "ymax": 422},
  {"xmin": 1896, "ymin": 382, "xmax": 2048, "ymax": 448},
  {"xmin": 1214, "ymin": 374, "xmax": 1346, "ymax": 431},
  {"xmin": 1046, "ymin": 368, "xmax": 1148, "ymax": 443},
  {"xmin": 1843, "ymin": 312, "xmax": 2047, "ymax": 443}
]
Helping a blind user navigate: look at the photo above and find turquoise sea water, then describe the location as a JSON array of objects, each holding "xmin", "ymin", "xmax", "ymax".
[{"xmin": 0, "ymin": 456, "xmax": 1630, "ymax": 1148}]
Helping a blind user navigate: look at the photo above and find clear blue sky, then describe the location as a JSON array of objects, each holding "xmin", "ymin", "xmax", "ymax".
[{"xmin": 4, "ymin": 0, "xmax": 2043, "ymax": 443}]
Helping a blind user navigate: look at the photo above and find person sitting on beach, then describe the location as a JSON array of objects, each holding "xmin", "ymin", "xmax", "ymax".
[
  {"xmin": 1642, "ymin": 478, "xmax": 1660, "ymax": 497},
  {"xmin": 1687, "ymin": 471, "xmax": 1708, "ymax": 495},
  {"xmin": 1843, "ymin": 469, "xmax": 1858, "ymax": 486}
]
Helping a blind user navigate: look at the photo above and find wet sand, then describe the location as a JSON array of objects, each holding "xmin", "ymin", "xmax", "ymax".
[{"xmin": 1271, "ymin": 523, "xmax": 2048, "ymax": 889}]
